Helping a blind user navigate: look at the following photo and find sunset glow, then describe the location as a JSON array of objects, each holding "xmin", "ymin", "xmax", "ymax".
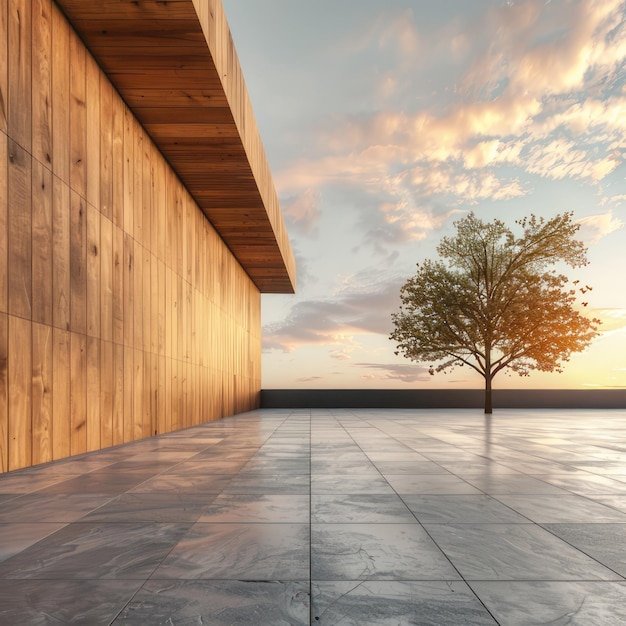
[{"xmin": 223, "ymin": 0, "xmax": 626, "ymax": 390}]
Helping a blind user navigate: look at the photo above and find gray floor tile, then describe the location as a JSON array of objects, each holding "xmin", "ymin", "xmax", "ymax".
[
  {"xmin": 425, "ymin": 522, "xmax": 619, "ymax": 580},
  {"xmin": 543, "ymin": 523, "xmax": 626, "ymax": 576},
  {"xmin": 403, "ymin": 494, "xmax": 529, "ymax": 524},
  {"xmin": 114, "ymin": 580, "xmax": 309, "ymax": 625},
  {"xmin": 311, "ymin": 494, "xmax": 416, "ymax": 523},
  {"xmin": 0, "ymin": 494, "xmax": 112, "ymax": 523},
  {"xmin": 0, "ymin": 522, "xmax": 191, "ymax": 580},
  {"xmin": 153, "ymin": 523, "xmax": 309, "ymax": 580},
  {"xmin": 199, "ymin": 494, "xmax": 309, "ymax": 523},
  {"xmin": 311, "ymin": 523, "xmax": 459, "ymax": 580},
  {"xmin": 384, "ymin": 474, "xmax": 483, "ymax": 495},
  {"xmin": 312, "ymin": 580, "xmax": 497, "ymax": 625},
  {"xmin": 470, "ymin": 581, "xmax": 626, "ymax": 625},
  {"xmin": 0, "ymin": 523, "xmax": 67, "ymax": 563},
  {"xmin": 0, "ymin": 580, "xmax": 142, "ymax": 625},
  {"xmin": 311, "ymin": 474, "xmax": 396, "ymax": 495}
]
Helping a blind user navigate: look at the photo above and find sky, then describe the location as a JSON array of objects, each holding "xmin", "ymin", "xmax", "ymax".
[{"xmin": 222, "ymin": 0, "xmax": 626, "ymax": 390}]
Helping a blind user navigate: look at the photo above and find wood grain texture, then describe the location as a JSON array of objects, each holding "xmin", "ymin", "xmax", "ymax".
[
  {"xmin": 85, "ymin": 53, "xmax": 100, "ymax": 208},
  {"xmin": 52, "ymin": 176, "xmax": 70, "ymax": 330},
  {"xmin": 69, "ymin": 190, "xmax": 86, "ymax": 334},
  {"xmin": 69, "ymin": 27, "xmax": 86, "ymax": 197},
  {"xmin": 0, "ymin": 1, "xmax": 7, "ymax": 133},
  {"xmin": 0, "ymin": 132, "xmax": 7, "ymax": 313},
  {"xmin": 32, "ymin": 159, "xmax": 53, "ymax": 325},
  {"xmin": 8, "ymin": 315, "xmax": 32, "ymax": 470},
  {"xmin": 86, "ymin": 335, "xmax": 100, "ymax": 451},
  {"xmin": 70, "ymin": 330, "xmax": 86, "ymax": 455},
  {"xmin": 86, "ymin": 203, "xmax": 101, "ymax": 337},
  {"xmin": 31, "ymin": 0, "xmax": 52, "ymax": 167},
  {"xmin": 8, "ymin": 0, "xmax": 32, "ymax": 150},
  {"xmin": 52, "ymin": 327, "xmax": 70, "ymax": 460},
  {"xmin": 8, "ymin": 139, "xmax": 32, "ymax": 318},
  {"xmin": 0, "ymin": 313, "xmax": 7, "ymax": 472},
  {"xmin": 32, "ymin": 321, "xmax": 52, "ymax": 465},
  {"xmin": 51, "ymin": 3, "xmax": 69, "ymax": 182}
]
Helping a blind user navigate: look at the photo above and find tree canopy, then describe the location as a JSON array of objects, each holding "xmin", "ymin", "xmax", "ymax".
[{"xmin": 390, "ymin": 212, "xmax": 601, "ymax": 413}]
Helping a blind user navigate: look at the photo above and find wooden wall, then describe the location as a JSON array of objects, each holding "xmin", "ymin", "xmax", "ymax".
[{"xmin": 0, "ymin": 0, "xmax": 262, "ymax": 472}]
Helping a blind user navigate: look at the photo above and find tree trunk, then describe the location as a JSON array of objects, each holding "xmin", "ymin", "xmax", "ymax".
[{"xmin": 484, "ymin": 375, "xmax": 493, "ymax": 414}]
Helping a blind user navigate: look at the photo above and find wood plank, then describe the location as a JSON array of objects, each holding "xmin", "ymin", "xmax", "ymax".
[
  {"xmin": 32, "ymin": 321, "xmax": 52, "ymax": 465},
  {"xmin": 0, "ymin": 133, "xmax": 7, "ymax": 313},
  {"xmin": 151, "ymin": 252, "xmax": 158, "ymax": 354},
  {"xmin": 31, "ymin": 0, "xmax": 52, "ymax": 167},
  {"xmin": 31, "ymin": 159, "xmax": 53, "ymax": 325},
  {"xmin": 8, "ymin": 139, "xmax": 32, "ymax": 319},
  {"xmin": 8, "ymin": 315, "xmax": 32, "ymax": 470},
  {"xmin": 133, "ymin": 122, "xmax": 143, "ymax": 245},
  {"xmin": 142, "ymin": 136, "xmax": 152, "ymax": 252},
  {"xmin": 52, "ymin": 176, "xmax": 70, "ymax": 330},
  {"xmin": 112, "ymin": 342, "xmax": 123, "ymax": 445},
  {"xmin": 133, "ymin": 240, "xmax": 143, "ymax": 351},
  {"xmin": 8, "ymin": 0, "xmax": 31, "ymax": 150},
  {"xmin": 51, "ymin": 327, "xmax": 70, "ymax": 460},
  {"xmin": 69, "ymin": 28, "xmax": 86, "ymax": 197},
  {"xmin": 86, "ymin": 52, "xmax": 100, "ymax": 208},
  {"xmin": 69, "ymin": 191, "xmax": 86, "ymax": 334},
  {"xmin": 143, "ymin": 349, "xmax": 151, "ymax": 438},
  {"xmin": 157, "ymin": 354, "xmax": 165, "ymax": 436},
  {"xmin": 70, "ymin": 331, "xmax": 86, "ymax": 455},
  {"xmin": 0, "ymin": 0, "xmax": 7, "ymax": 133},
  {"xmin": 122, "ymin": 232, "xmax": 133, "ymax": 348},
  {"xmin": 51, "ymin": 3, "xmax": 69, "ymax": 182},
  {"xmin": 100, "ymin": 339, "xmax": 113, "ymax": 448},
  {"xmin": 99, "ymin": 76, "xmax": 113, "ymax": 220},
  {"xmin": 142, "ymin": 247, "xmax": 151, "ymax": 353},
  {"xmin": 111, "ymin": 223, "xmax": 123, "ymax": 344},
  {"xmin": 122, "ymin": 107, "xmax": 133, "ymax": 236},
  {"xmin": 123, "ymin": 345, "xmax": 133, "ymax": 442},
  {"xmin": 86, "ymin": 335, "xmax": 100, "ymax": 452},
  {"xmin": 111, "ymin": 92, "xmax": 123, "ymax": 228},
  {"xmin": 133, "ymin": 348, "xmax": 143, "ymax": 440},
  {"xmin": 86, "ymin": 203, "xmax": 101, "ymax": 337},
  {"xmin": 0, "ymin": 313, "xmax": 7, "ymax": 472},
  {"xmin": 100, "ymin": 216, "xmax": 113, "ymax": 342}
]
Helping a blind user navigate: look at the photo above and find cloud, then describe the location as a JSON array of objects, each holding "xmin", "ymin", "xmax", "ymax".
[
  {"xmin": 592, "ymin": 308, "xmax": 626, "ymax": 332},
  {"xmin": 282, "ymin": 188, "xmax": 321, "ymax": 236},
  {"xmin": 263, "ymin": 272, "xmax": 404, "ymax": 352},
  {"xmin": 296, "ymin": 376, "xmax": 323, "ymax": 383},
  {"xmin": 353, "ymin": 362, "xmax": 432, "ymax": 384},
  {"xmin": 576, "ymin": 211, "xmax": 625, "ymax": 243}
]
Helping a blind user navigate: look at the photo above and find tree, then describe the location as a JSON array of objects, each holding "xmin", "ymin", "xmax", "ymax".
[{"xmin": 390, "ymin": 212, "xmax": 601, "ymax": 413}]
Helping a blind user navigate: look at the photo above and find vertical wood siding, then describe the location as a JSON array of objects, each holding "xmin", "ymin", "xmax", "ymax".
[{"xmin": 0, "ymin": 1, "xmax": 262, "ymax": 472}]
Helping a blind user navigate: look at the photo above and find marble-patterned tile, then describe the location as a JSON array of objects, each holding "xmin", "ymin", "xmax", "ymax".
[
  {"xmin": 198, "ymin": 494, "xmax": 309, "ymax": 523},
  {"xmin": 464, "ymin": 474, "xmax": 570, "ymax": 495},
  {"xmin": 129, "ymin": 473, "xmax": 232, "ymax": 494},
  {"xmin": 0, "ymin": 523, "xmax": 66, "ymax": 563},
  {"xmin": 543, "ymin": 523, "xmax": 626, "ymax": 576},
  {"xmin": 470, "ymin": 581, "xmax": 626, "ymax": 626},
  {"xmin": 384, "ymin": 474, "xmax": 483, "ymax": 495},
  {"xmin": 592, "ymin": 494, "xmax": 626, "ymax": 512},
  {"xmin": 0, "ymin": 522, "xmax": 191, "ymax": 580},
  {"xmin": 114, "ymin": 579, "xmax": 309, "ymax": 625},
  {"xmin": 311, "ymin": 475, "xmax": 396, "ymax": 495},
  {"xmin": 0, "ymin": 472, "xmax": 69, "ymax": 494},
  {"xmin": 494, "ymin": 495, "xmax": 626, "ymax": 523},
  {"xmin": 80, "ymin": 493, "xmax": 215, "ymax": 523},
  {"xmin": 403, "ymin": 495, "xmax": 529, "ymax": 524},
  {"xmin": 311, "ymin": 495, "xmax": 416, "ymax": 523},
  {"xmin": 311, "ymin": 523, "xmax": 459, "ymax": 580},
  {"xmin": 425, "ymin": 523, "xmax": 618, "ymax": 580},
  {"xmin": 0, "ymin": 579, "xmax": 142, "ymax": 625},
  {"xmin": 240, "ymin": 459, "xmax": 310, "ymax": 475},
  {"xmin": 312, "ymin": 580, "xmax": 497, "ymax": 625},
  {"xmin": 373, "ymin": 460, "xmax": 449, "ymax": 475},
  {"xmin": 311, "ymin": 460, "xmax": 380, "ymax": 475},
  {"xmin": 153, "ymin": 523, "xmax": 309, "ymax": 580},
  {"xmin": 539, "ymin": 474, "xmax": 626, "ymax": 495},
  {"xmin": 36, "ymin": 471, "xmax": 158, "ymax": 495},
  {"xmin": 0, "ymin": 494, "xmax": 112, "ymax": 523},
  {"xmin": 223, "ymin": 474, "xmax": 310, "ymax": 495}
]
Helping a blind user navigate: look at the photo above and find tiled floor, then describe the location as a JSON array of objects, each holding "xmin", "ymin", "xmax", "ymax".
[{"xmin": 1, "ymin": 408, "xmax": 626, "ymax": 625}]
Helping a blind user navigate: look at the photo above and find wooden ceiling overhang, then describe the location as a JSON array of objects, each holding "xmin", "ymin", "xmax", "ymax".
[{"xmin": 55, "ymin": 0, "xmax": 296, "ymax": 294}]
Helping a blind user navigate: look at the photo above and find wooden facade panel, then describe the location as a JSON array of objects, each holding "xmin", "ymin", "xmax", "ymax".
[
  {"xmin": 0, "ymin": 133, "xmax": 7, "ymax": 314},
  {"xmin": 0, "ymin": 313, "xmax": 7, "ymax": 472},
  {"xmin": 31, "ymin": 0, "xmax": 52, "ymax": 167},
  {"xmin": 32, "ymin": 159, "xmax": 53, "ymax": 325},
  {"xmin": 0, "ymin": 1, "xmax": 7, "ymax": 133},
  {"xmin": 69, "ymin": 191, "xmax": 86, "ymax": 334},
  {"xmin": 8, "ymin": 139, "xmax": 32, "ymax": 319},
  {"xmin": 32, "ymin": 321, "xmax": 52, "ymax": 465},
  {"xmin": 51, "ymin": 327, "xmax": 70, "ymax": 460},
  {"xmin": 3, "ymin": 1, "xmax": 265, "ymax": 472},
  {"xmin": 8, "ymin": 315, "xmax": 32, "ymax": 470},
  {"xmin": 8, "ymin": 0, "xmax": 32, "ymax": 150}
]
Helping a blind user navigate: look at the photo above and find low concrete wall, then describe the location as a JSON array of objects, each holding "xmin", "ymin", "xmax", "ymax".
[{"xmin": 261, "ymin": 389, "xmax": 626, "ymax": 409}]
